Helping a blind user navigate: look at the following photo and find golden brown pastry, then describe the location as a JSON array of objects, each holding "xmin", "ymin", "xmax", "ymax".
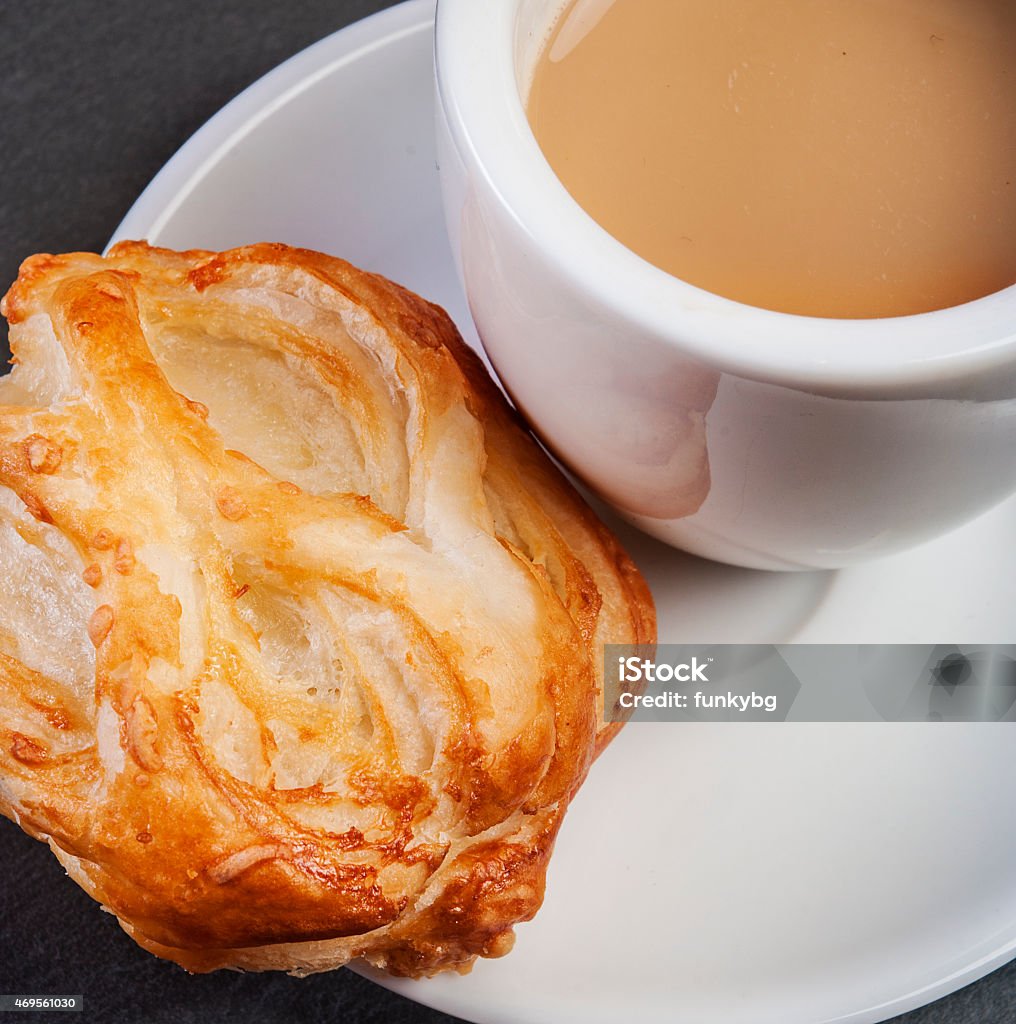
[{"xmin": 0, "ymin": 242, "xmax": 654, "ymax": 977}]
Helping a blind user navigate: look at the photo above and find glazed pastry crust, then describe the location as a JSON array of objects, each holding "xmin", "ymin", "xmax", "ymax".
[{"xmin": 0, "ymin": 242, "xmax": 654, "ymax": 977}]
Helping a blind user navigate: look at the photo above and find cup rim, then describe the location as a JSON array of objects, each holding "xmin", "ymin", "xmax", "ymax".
[{"xmin": 435, "ymin": 0, "xmax": 1016, "ymax": 394}]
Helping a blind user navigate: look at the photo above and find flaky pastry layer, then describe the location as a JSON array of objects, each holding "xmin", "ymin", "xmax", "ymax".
[{"xmin": 0, "ymin": 242, "xmax": 654, "ymax": 976}]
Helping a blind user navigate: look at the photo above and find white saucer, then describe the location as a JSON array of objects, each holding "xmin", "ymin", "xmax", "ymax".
[{"xmin": 112, "ymin": 3, "xmax": 1016, "ymax": 1022}]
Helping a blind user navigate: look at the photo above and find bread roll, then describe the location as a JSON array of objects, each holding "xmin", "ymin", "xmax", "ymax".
[{"xmin": 0, "ymin": 242, "xmax": 654, "ymax": 976}]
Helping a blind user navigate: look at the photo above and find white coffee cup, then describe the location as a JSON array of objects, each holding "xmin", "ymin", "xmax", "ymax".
[{"xmin": 434, "ymin": 0, "xmax": 1016, "ymax": 570}]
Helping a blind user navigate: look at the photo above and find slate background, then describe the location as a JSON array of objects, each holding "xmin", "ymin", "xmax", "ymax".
[{"xmin": 0, "ymin": 1, "xmax": 1013, "ymax": 1021}]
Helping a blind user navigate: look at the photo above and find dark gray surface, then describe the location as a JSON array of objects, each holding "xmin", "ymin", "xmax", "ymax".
[{"xmin": 0, "ymin": 2, "xmax": 1013, "ymax": 1022}]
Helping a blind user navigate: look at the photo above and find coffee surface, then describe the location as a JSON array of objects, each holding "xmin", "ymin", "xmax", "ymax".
[{"xmin": 527, "ymin": 0, "xmax": 1016, "ymax": 318}]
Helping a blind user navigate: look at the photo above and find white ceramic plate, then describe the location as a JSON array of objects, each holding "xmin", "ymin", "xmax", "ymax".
[{"xmin": 111, "ymin": 3, "xmax": 1016, "ymax": 1022}]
